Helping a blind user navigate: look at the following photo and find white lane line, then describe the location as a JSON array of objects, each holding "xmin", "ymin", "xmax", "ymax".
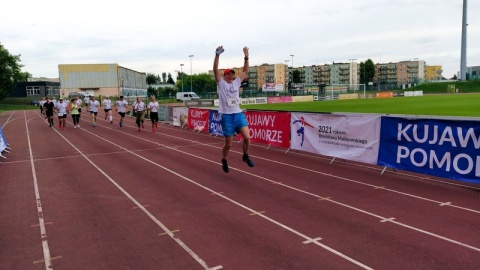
[
  {"xmin": 303, "ymin": 237, "xmax": 323, "ymax": 244},
  {"xmin": 88, "ymin": 118, "xmax": 480, "ymax": 254},
  {"xmin": 24, "ymin": 111, "xmax": 53, "ymax": 270},
  {"xmin": 52, "ymin": 130, "xmax": 214, "ymax": 270},
  {"xmin": 96, "ymin": 113, "xmax": 480, "ymax": 215},
  {"xmin": 76, "ymin": 126, "xmax": 374, "ymax": 270},
  {"xmin": 252, "ymin": 156, "xmax": 480, "ymax": 214}
]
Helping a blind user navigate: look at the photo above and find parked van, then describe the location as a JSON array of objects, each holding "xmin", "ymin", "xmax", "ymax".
[{"xmin": 176, "ymin": 92, "xmax": 200, "ymax": 102}]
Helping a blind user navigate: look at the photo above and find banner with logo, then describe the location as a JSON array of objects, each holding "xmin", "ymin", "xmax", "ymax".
[
  {"xmin": 0, "ymin": 126, "xmax": 7, "ymax": 153},
  {"xmin": 243, "ymin": 111, "xmax": 291, "ymax": 148},
  {"xmin": 262, "ymin": 83, "xmax": 284, "ymax": 92},
  {"xmin": 187, "ymin": 108, "xmax": 209, "ymax": 133},
  {"xmin": 378, "ymin": 116, "xmax": 480, "ymax": 184},
  {"xmin": 172, "ymin": 107, "xmax": 188, "ymax": 127},
  {"xmin": 208, "ymin": 110, "xmax": 223, "ymax": 136},
  {"xmin": 290, "ymin": 113, "xmax": 381, "ymax": 164}
]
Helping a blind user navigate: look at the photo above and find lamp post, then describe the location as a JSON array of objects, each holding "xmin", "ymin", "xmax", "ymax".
[
  {"xmin": 180, "ymin": 63, "xmax": 184, "ymax": 92},
  {"xmin": 189, "ymin": 55, "xmax": 194, "ymax": 91}
]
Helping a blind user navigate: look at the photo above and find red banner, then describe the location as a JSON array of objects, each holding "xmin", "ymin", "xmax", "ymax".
[
  {"xmin": 187, "ymin": 108, "xmax": 210, "ymax": 133},
  {"xmin": 241, "ymin": 111, "xmax": 291, "ymax": 148}
]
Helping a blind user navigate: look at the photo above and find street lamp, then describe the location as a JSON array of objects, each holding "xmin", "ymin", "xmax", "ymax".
[
  {"xmin": 180, "ymin": 63, "xmax": 184, "ymax": 92},
  {"xmin": 189, "ymin": 55, "xmax": 194, "ymax": 91}
]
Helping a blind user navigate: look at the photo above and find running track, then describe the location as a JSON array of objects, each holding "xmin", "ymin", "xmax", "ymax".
[{"xmin": 0, "ymin": 109, "xmax": 479, "ymax": 270}]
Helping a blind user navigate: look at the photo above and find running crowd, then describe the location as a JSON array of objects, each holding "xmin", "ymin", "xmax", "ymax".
[{"xmin": 39, "ymin": 95, "xmax": 160, "ymax": 133}]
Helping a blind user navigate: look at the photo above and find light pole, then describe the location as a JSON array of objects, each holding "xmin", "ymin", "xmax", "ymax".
[
  {"xmin": 189, "ymin": 55, "xmax": 194, "ymax": 92},
  {"xmin": 180, "ymin": 63, "xmax": 184, "ymax": 92}
]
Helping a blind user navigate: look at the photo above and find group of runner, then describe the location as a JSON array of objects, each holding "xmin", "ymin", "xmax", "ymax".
[{"xmin": 40, "ymin": 95, "xmax": 160, "ymax": 131}]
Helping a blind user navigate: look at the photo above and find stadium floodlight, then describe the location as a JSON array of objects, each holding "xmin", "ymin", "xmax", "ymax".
[
  {"xmin": 189, "ymin": 55, "xmax": 194, "ymax": 91},
  {"xmin": 180, "ymin": 64, "xmax": 184, "ymax": 92}
]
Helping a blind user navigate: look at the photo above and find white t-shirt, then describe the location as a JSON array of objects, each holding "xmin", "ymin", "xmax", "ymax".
[
  {"xmin": 55, "ymin": 102, "xmax": 68, "ymax": 116},
  {"xmin": 115, "ymin": 100, "xmax": 128, "ymax": 113},
  {"xmin": 88, "ymin": 100, "xmax": 100, "ymax": 112},
  {"xmin": 217, "ymin": 77, "xmax": 242, "ymax": 114},
  {"xmin": 103, "ymin": 99, "xmax": 112, "ymax": 109},
  {"xmin": 147, "ymin": 101, "xmax": 159, "ymax": 112},
  {"xmin": 133, "ymin": 101, "xmax": 145, "ymax": 112},
  {"xmin": 76, "ymin": 99, "xmax": 82, "ymax": 107}
]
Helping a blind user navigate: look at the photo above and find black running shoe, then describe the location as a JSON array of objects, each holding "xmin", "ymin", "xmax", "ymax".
[
  {"xmin": 242, "ymin": 154, "xmax": 255, "ymax": 167},
  {"xmin": 221, "ymin": 158, "xmax": 229, "ymax": 173}
]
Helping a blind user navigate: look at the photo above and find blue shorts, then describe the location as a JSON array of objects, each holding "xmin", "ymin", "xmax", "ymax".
[{"xmin": 221, "ymin": 112, "xmax": 247, "ymax": 137}]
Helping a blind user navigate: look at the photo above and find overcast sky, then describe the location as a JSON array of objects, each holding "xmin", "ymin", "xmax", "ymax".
[{"xmin": 1, "ymin": 0, "xmax": 478, "ymax": 80}]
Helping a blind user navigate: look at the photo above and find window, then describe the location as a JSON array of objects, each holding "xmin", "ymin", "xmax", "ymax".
[
  {"xmin": 47, "ymin": 86, "xmax": 53, "ymax": 96},
  {"xmin": 26, "ymin": 86, "xmax": 40, "ymax": 96}
]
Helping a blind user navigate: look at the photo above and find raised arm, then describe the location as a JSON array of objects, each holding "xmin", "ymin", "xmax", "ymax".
[
  {"xmin": 213, "ymin": 46, "xmax": 224, "ymax": 83},
  {"xmin": 239, "ymin": 47, "xmax": 249, "ymax": 81}
]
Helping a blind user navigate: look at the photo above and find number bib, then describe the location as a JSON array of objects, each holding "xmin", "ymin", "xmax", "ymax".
[
  {"xmin": 58, "ymin": 113, "xmax": 64, "ymax": 117},
  {"xmin": 227, "ymin": 98, "xmax": 239, "ymax": 107}
]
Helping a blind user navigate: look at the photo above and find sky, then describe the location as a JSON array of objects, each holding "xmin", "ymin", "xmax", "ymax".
[{"xmin": 1, "ymin": 0, "xmax": 479, "ymax": 80}]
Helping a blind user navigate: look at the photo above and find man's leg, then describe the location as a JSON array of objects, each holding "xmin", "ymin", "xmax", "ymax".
[
  {"xmin": 239, "ymin": 126, "xmax": 254, "ymax": 167},
  {"xmin": 221, "ymin": 136, "xmax": 233, "ymax": 173}
]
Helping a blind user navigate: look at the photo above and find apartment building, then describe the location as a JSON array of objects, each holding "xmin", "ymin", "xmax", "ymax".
[
  {"xmin": 425, "ymin": 65, "xmax": 443, "ymax": 81},
  {"xmin": 209, "ymin": 59, "xmax": 436, "ymax": 91}
]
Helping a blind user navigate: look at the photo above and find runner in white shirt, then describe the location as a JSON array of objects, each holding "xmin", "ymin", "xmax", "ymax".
[
  {"xmin": 132, "ymin": 97, "xmax": 146, "ymax": 132},
  {"xmin": 87, "ymin": 96, "xmax": 101, "ymax": 127},
  {"xmin": 39, "ymin": 97, "xmax": 46, "ymax": 116},
  {"xmin": 115, "ymin": 95, "xmax": 129, "ymax": 127},
  {"xmin": 84, "ymin": 95, "xmax": 90, "ymax": 111},
  {"xmin": 75, "ymin": 96, "xmax": 83, "ymax": 122},
  {"xmin": 147, "ymin": 96, "xmax": 160, "ymax": 133},
  {"xmin": 213, "ymin": 45, "xmax": 254, "ymax": 173},
  {"xmin": 102, "ymin": 96, "xmax": 113, "ymax": 124},
  {"xmin": 54, "ymin": 98, "xmax": 69, "ymax": 130}
]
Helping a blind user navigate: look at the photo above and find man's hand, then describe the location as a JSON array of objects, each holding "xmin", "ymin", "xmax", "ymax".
[
  {"xmin": 215, "ymin": 46, "xmax": 224, "ymax": 55},
  {"xmin": 243, "ymin": 47, "xmax": 249, "ymax": 58}
]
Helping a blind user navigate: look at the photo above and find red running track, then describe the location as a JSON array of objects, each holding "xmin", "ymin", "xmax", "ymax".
[{"xmin": 0, "ymin": 109, "xmax": 479, "ymax": 270}]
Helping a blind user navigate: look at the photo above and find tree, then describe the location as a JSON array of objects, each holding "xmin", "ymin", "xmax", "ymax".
[
  {"xmin": 146, "ymin": 73, "xmax": 159, "ymax": 85},
  {"xmin": 292, "ymin": 69, "xmax": 301, "ymax": 83},
  {"xmin": 359, "ymin": 59, "xmax": 376, "ymax": 86},
  {"xmin": 0, "ymin": 44, "xmax": 24, "ymax": 100},
  {"xmin": 162, "ymin": 72, "xmax": 167, "ymax": 84},
  {"xmin": 167, "ymin": 73, "xmax": 175, "ymax": 84}
]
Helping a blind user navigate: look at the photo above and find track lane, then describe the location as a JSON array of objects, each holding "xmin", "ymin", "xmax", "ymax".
[{"xmin": 1, "ymin": 109, "xmax": 479, "ymax": 269}]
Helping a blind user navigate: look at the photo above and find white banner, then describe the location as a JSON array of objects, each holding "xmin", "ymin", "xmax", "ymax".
[
  {"xmin": 290, "ymin": 113, "xmax": 381, "ymax": 164},
  {"xmin": 172, "ymin": 107, "xmax": 189, "ymax": 127},
  {"xmin": 262, "ymin": 83, "xmax": 284, "ymax": 92}
]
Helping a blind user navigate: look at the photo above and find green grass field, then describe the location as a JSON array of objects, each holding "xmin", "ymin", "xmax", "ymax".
[{"xmin": 241, "ymin": 93, "xmax": 480, "ymax": 118}]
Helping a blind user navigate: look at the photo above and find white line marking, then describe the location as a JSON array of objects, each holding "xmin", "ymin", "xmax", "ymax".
[
  {"xmin": 440, "ymin": 202, "xmax": 452, "ymax": 206},
  {"xmin": 303, "ymin": 237, "xmax": 322, "ymax": 244},
  {"xmin": 380, "ymin": 217, "xmax": 396, "ymax": 223},
  {"xmin": 84, "ymin": 116, "xmax": 480, "ymax": 254},
  {"xmin": 24, "ymin": 111, "xmax": 53, "ymax": 270},
  {"xmin": 52, "ymin": 129, "xmax": 213, "ymax": 269},
  {"xmin": 74, "ymin": 127, "xmax": 373, "ymax": 270},
  {"xmin": 249, "ymin": 211, "xmax": 266, "ymax": 216}
]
